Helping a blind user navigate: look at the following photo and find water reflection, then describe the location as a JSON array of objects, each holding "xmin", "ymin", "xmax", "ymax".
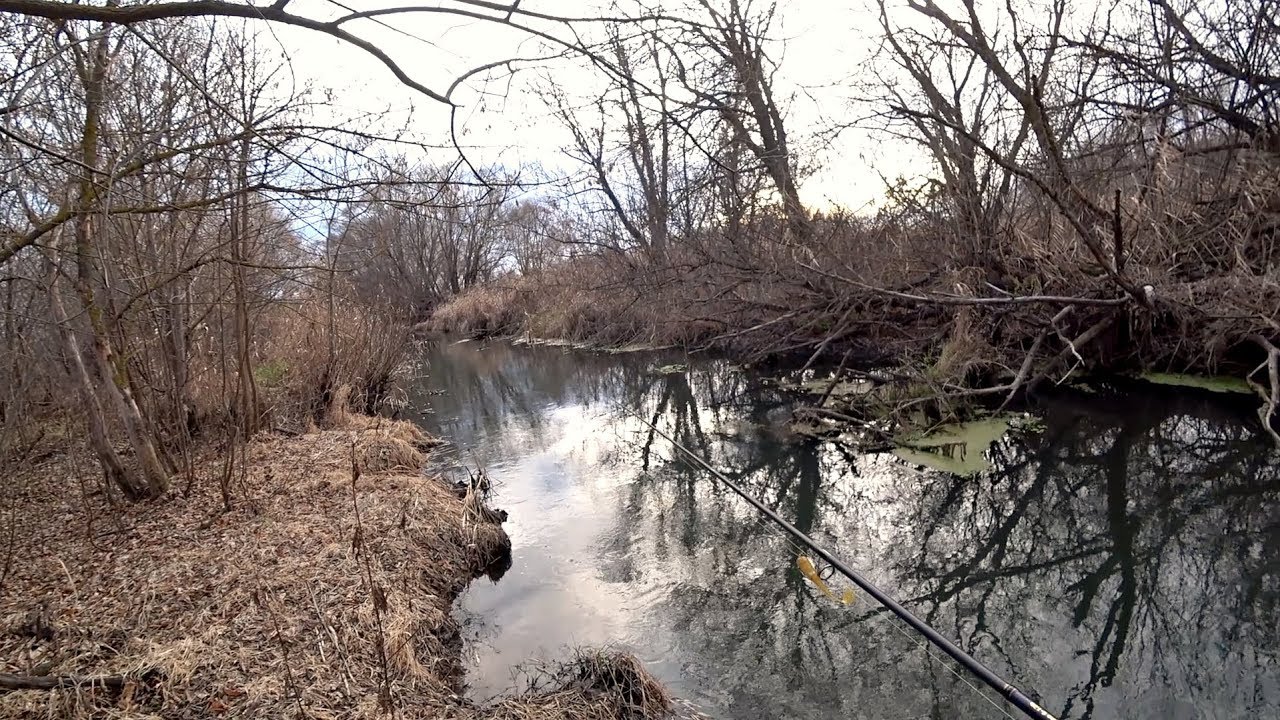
[{"xmin": 405, "ymin": 340, "xmax": 1280, "ymax": 720}]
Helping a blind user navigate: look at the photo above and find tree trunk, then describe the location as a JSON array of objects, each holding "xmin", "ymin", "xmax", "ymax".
[
  {"xmin": 231, "ymin": 133, "xmax": 260, "ymax": 435},
  {"xmin": 70, "ymin": 24, "xmax": 168, "ymax": 498},
  {"xmin": 47, "ymin": 275, "xmax": 143, "ymax": 498}
]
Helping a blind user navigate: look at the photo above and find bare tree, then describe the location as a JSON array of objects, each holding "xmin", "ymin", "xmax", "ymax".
[
  {"xmin": 871, "ymin": 0, "xmax": 1030, "ymax": 268},
  {"xmin": 1, "ymin": 12, "xmax": 385, "ymax": 496},
  {"xmin": 676, "ymin": 0, "xmax": 810, "ymax": 239},
  {"xmin": 339, "ymin": 163, "xmax": 519, "ymax": 318}
]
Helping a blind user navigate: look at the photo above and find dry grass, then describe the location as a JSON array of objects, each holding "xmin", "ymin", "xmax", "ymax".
[
  {"xmin": 429, "ymin": 270, "xmax": 608, "ymax": 342},
  {"xmin": 482, "ymin": 650, "xmax": 673, "ymax": 720},
  {"xmin": 247, "ymin": 295, "xmax": 412, "ymax": 429},
  {"xmin": 0, "ymin": 416, "xmax": 670, "ymax": 720},
  {"xmin": 323, "ymin": 387, "xmax": 444, "ymax": 473},
  {"xmin": 429, "ymin": 281, "xmax": 523, "ymax": 338},
  {"xmin": 431, "ymin": 258, "xmax": 716, "ymax": 350},
  {"xmin": 0, "ymin": 418, "xmax": 503, "ymax": 718}
]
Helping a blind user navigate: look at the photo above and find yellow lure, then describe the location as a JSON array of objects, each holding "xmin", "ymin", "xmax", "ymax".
[{"xmin": 797, "ymin": 555, "xmax": 856, "ymax": 606}]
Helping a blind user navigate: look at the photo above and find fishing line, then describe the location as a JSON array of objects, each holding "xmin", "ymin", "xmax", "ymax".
[
  {"xmin": 647, "ymin": 441, "xmax": 1019, "ymax": 720},
  {"xmin": 626, "ymin": 411, "xmax": 1060, "ymax": 720}
]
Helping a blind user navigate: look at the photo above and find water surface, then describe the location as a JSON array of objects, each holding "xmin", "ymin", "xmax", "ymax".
[{"xmin": 405, "ymin": 340, "xmax": 1280, "ymax": 720}]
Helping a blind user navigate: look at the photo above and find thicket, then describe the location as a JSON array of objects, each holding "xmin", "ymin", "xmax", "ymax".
[
  {"xmin": 3, "ymin": 0, "xmax": 1278, "ymax": 500},
  {"xmin": 0, "ymin": 12, "xmax": 536, "ymax": 502}
]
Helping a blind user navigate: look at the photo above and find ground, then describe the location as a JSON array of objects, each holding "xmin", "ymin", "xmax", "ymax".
[{"xmin": 0, "ymin": 415, "xmax": 670, "ymax": 719}]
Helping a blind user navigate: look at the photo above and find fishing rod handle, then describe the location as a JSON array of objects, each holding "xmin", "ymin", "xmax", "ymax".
[{"xmin": 1007, "ymin": 689, "xmax": 1059, "ymax": 720}]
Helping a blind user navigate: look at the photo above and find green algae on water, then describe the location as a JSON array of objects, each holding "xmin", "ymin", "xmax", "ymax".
[
  {"xmin": 1138, "ymin": 372, "xmax": 1252, "ymax": 394},
  {"xmin": 893, "ymin": 418, "xmax": 1012, "ymax": 476},
  {"xmin": 779, "ymin": 378, "xmax": 875, "ymax": 397}
]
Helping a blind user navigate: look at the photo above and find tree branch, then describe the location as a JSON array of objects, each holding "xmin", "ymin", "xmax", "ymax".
[
  {"xmin": 0, "ymin": 671, "xmax": 130, "ymax": 692},
  {"xmin": 0, "ymin": 0, "xmax": 453, "ymax": 102}
]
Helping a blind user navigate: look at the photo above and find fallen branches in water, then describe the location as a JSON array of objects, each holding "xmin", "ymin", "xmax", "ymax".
[{"xmin": 1247, "ymin": 334, "xmax": 1280, "ymax": 446}]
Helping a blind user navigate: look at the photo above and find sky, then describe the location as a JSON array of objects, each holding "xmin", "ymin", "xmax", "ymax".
[{"xmin": 263, "ymin": 0, "xmax": 932, "ymax": 213}]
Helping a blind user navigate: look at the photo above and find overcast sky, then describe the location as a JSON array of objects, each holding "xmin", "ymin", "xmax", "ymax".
[{"xmin": 266, "ymin": 0, "xmax": 929, "ymax": 212}]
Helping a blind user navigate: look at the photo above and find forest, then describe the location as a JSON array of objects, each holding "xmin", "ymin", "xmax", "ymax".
[{"xmin": 0, "ymin": 0, "xmax": 1276, "ymax": 718}]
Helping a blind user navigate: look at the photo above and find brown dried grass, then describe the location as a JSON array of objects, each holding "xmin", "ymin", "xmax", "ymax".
[
  {"xmin": 322, "ymin": 387, "xmax": 443, "ymax": 473},
  {"xmin": 482, "ymin": 649, "xmax": 673, "ymax": 720},
  {"xmin": 251, "ymin": 295, "xmax": 412, "ymax": 428},
  {"xmin": 429, "ymin": 281, "xmax": 523, "ymax": 337},
  {"xmin": 0, "ymin": 417, "xmax": 668, "ymax": 720},
  {"xmin": 431, "ymin": 258, "xmax": 716, "ymax": 350}
]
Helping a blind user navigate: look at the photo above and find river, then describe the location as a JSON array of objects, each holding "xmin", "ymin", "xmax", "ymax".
[{"xmin": 403, "ymin": 339, "xmax": 1280, "ymax": 720}]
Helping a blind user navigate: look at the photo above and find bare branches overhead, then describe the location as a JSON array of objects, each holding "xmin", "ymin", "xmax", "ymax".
[{"xmin": 0, "ymin": 1, "xmax": 706, "ymax": 105}]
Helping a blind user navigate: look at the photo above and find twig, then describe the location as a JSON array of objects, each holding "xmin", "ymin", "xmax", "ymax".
[
  {"xmin": 998, "ymin": 332, "xmax": 1048, "ymax": 412},
  {"xmin": 795, "ymin": 259, "xmax": 1131, "ymax": 307},
  {"xmin": 1027, "ymin": 316, "xmax": 1115, "ymax": 391},
  {"xmin": 261, "ymin": 591, "xmax": 309, "ymax": 719},
  {"xmin": 998, "ymin": 305, "xmax": 1075, "ymax": 411},
  {"xmin": 0, "ymin": 495, "xmax": 17, "ymax": 593},
  {"xmin": 800, "ymin": 303, "xmax": 856, "ymax": 374},
  {"xmin": 1246, "ymin": 335, "xmax": 1280, "ymax": 447},
  {"xmin": 1112, "ymin": 189, "xmax": 1126, "ymax": 274},
  {"xmin": 817, "ymin": 348, "xmax": 855, "ymax": 408},
  {"xmin": 310, "ymin": 586, "xmax": 356, "ymax": 698}
]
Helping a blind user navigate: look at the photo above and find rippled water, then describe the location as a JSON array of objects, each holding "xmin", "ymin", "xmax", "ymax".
[{"xmin": 404, "ymin": 339, "xmax": 1280, "ymax": 720}]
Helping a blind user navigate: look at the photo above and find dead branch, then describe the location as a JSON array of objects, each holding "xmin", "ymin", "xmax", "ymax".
[
  {"xmin": 1246, "ymin": 334, "xmax": 1280, "ymax": 447},
  {"xmin": 0, "ymin": 671, "xmax": 132, "ymax": 692},
  {"xmin": 1027, "ymin": 316, "xmax": 1116, "ymax": 391},
  {"xmin": 795, "ymin": 259, "xmax": 1131, "ymax": 307}
]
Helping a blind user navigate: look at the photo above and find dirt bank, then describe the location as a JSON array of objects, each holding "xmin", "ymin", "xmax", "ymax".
[{"xmin": 0, "ymin": 415, "xmax": 670, "ymax": 719}]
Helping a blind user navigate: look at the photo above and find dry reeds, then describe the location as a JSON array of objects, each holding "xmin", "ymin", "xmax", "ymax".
[
  {"xmin": 482, "ymin": 649, "xmax": 673, "ymax": 720},
  {"xmin": 0, "ymin": 418, "xmax": 509, "ymax": 719},
  {"xmin": 248, "ymin": 294, "xmax": 412, "ymax": 429},
  {"xmin": 431, "ymin": 255, "xmax": 716, "ymax": 351},
  {"xmin": 430, "ymin": 281, "xmax": 523, "ymax": 337}
]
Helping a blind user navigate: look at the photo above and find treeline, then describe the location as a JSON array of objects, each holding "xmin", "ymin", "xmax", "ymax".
[
  {"xmin": 433, "ymin": 0, "xmax": 1280, "ymax": 438},
  {"xmin": 0, "ymin": 12, "xmax": 544, "ymax": 500}
]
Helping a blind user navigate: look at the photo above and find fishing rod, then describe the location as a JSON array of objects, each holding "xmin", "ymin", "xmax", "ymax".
[{"xmin": 636, "ymin": 417, "xmax": 1060, "ymax": 720}]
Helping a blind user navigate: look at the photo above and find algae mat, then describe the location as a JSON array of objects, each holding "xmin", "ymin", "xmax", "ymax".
[
  {"xmin": 893, "ymin": 418, "xmax": 1012, "ymax": 476},
  {"xmin": 1139, "ymin": 371, "xmax": 1252, "ymax": 394}
]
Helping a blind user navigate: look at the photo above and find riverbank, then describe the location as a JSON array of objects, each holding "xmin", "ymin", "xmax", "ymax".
[
  {"xmin": 0, "ymin": 413, "xmax": 671, "ymax": 719},
  {"xmin": 428, "ymin": 261, "xmax": 1280, "ymax": 444}
]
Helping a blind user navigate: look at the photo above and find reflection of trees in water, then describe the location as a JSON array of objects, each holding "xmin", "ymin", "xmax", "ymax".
[
  {"xmin": 883, "ymin": 394, "xmax": 1280, "ymax": 719},
  {"xmin": 618, "ymin": 365, "xmax": 1001, "ymax": 717},
  {"xmin": 413, "ymin": 342, "xmax": 1279, "ymax": 719},
  {"xmin": 619, "ymin": 377, "xmax": 1280, "ymax": 718},
  {"xmin": 410, "ymin": 341, "xmax": 675, "ymax": 454}
]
